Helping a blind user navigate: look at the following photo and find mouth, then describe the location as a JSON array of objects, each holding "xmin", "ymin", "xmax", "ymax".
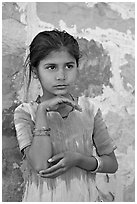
[{"xmin": 54, "ymin": 85, "xmax": 68, "ymax": 89}]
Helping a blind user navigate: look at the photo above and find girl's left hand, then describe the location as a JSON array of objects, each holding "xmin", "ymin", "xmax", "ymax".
[{"xmin": 38, "ymin": 151, "xmax": 80, "ymax": 178}]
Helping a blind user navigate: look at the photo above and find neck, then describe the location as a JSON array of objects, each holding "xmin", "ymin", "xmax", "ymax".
[{"xmin": 41, "ymin": 93, "xmax": 72, "ymax": 102}]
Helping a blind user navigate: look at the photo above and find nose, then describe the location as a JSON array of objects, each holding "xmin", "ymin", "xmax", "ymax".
[{"xmin": 56, "ymin": 69, "xmax": 66, "ymax": 81}]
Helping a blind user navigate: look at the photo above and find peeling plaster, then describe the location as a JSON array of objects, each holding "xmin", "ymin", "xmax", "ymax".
[
  {"xmin": 58, "ymin": 20, "xmax": 134, "ymax": 115},
  {"xmin": 2, "ymin": 2, "xmax": 20, "ymax": 21},
  {"xmin": 2, "ymin": 19, "xmax": 26, "ymax": 55},
  {"xmin": 120, "ymin": 54, "xmax": 135, "ymax": 91},
  {"xmin": 107, "ymin": 2, "xmax": 135, "ymax": 20},
  {"xmin": 36, "ymin": 2, "xmax": 134, "ymax": 34},
  {"xmin": 24, "ymin": 2, "xmax": 54, "ymax": 46}
]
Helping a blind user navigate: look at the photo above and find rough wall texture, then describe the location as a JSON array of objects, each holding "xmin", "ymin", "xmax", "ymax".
[{"xmin": 2, "ymin": 2, "xmax": 135, "ymax": 202}]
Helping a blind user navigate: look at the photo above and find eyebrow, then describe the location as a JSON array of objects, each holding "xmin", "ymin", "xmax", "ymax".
[{"xmin": 44, "ymin": 62, "xmax": 75, "ymax": 66}]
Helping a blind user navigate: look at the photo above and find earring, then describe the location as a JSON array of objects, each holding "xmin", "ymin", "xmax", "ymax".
[{"xmin": 33, "ymin": 74, "xmax": 38, "ymax": 79}]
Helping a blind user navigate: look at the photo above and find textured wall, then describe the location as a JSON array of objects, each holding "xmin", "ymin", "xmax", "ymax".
[{"xmin": 2, "ymin": 2, "xmax": 135, "ymax": 202}]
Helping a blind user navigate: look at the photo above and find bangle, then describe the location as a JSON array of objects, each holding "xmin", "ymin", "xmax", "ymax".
[
  {"xmin": 91, "ymin": 156, "xmax": 103, "ymax": 173},
  {"xmin": 33, "ymin": 127, "xmax": 51, "ymax": 137}
]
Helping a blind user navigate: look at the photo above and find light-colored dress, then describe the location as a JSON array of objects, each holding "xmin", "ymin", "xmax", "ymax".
[{"xmin": 14, "ymin": 96, "xmax": 116, "ymax": 202}]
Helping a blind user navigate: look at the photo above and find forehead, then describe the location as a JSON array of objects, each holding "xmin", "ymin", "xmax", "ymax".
[{"xmin": 41, "ymin": 50, "xmax": 76, "ymax": 64}]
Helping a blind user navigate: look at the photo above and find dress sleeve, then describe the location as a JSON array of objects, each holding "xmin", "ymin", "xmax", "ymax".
[
  {"xmin": 14, "ymin": 103, "xmax": 35, "ymax": 153},
  {"xmin": 92, "ymin": 108, "xmax": 117, "ymax": 156}
]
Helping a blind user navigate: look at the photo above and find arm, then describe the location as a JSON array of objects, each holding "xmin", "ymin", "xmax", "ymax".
[
  {"xmin": 76, "ymin": 151, "xmax": 118, "ymax": 174},
  {"xmin": 14, "ymin": 103, "xmax": 52, "ymax": 173},
  {"xmin": 24, "ymin": 96, "xmax": 81, "ymax": 173},
  {"xmin": 38, "ymin": 150, "xmax": 118, "ymax": 179},
  {"xmin": 24, "ymin": 105, "xmax": 52, "ymax": 173},
  {"xmin": 82, "ymin": 107, "xmax": 118, "ymax": 174},
  {"xmin": 38, "ymin": 107, "xmax": 118, "ymax": 178},
  {"xmin": 75, "ymin": 106, "xmax": 118, "ymax": 174}
]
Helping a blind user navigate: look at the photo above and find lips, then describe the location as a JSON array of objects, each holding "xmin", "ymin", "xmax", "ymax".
[
  {"xmin": 54, "ymin": 84, "xmax": 67, "ymax": 87},
  {"xmin": 54, "ymin": 84, "xmax": 68, "ymax": 89}
]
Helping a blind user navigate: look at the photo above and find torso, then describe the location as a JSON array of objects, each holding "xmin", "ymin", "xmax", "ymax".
[{"xmin": 20, "ymin": 96, "xmax": 99, "ymax": 201}]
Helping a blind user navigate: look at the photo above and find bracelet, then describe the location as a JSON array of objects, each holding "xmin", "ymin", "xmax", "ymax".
[
  {"xmin": 33, "ymin": 127, "xmax": 51, "ymax": 137},
  {"xmin": 91, "ymin": 156, "xmax": 103, "ymax": 173}
]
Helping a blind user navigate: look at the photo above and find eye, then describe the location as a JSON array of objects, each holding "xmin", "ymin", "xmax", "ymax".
[
  {"xmin": 45, "ymin": 65, "xmax": 56, "ymax": 70},
  {"xmin": 66, "ymin": 64, "xmax": 74, "ymax": 69}
]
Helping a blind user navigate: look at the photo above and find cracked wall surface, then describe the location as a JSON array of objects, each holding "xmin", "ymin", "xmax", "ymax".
[{"xmin": 2, "ymin": 2, "xmax": 135, "ymax": 202}]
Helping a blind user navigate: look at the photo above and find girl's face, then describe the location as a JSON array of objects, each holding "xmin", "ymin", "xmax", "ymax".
[{"xmin": 37, "ymin": 50, "xmax": 78, "ymax": 98}]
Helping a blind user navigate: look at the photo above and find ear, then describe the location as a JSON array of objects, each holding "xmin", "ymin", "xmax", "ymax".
[{"xmin": 31, "ymin": 66, "xmax": 39, "ymax": 78}]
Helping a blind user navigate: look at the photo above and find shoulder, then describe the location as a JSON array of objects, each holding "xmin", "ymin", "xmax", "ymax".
[
  {"xmin": 78, "ymin": 96, "xmax": 99, "ymax": 117},
  {"xmin": 14, "ymin": 101, "xmax": 38, "ymax": 122},
  {"xmin": 14, "ymin": 102, "xmax": 34, "ymax": 114}
]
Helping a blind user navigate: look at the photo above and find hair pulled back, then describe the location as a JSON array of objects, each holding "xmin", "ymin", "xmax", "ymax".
[
  {"xmin": 28, "ymin": 29, "xmax": 80, "ymax": 70},
  {"xmin": 23, "ymin": 29, "xmax": 80, "ymax": 100}
]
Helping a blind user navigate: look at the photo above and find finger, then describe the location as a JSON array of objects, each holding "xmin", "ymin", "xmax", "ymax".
[
  {"xmin": 39, "ymin": 162, "xmax": 61, "ymax": 174},
  {"xmin": 74, "ymin": 104, "xmax": 82, "ymax": 112},
  {"xmin": 40, "ymin": 168, "xmax": 64, "ymax": 178},
  {"xmin": 66, "ymin": 101, "xmax": 82, "ymax": 112},
  {"xmin": 60, "ymin": 98, "xmax": 82, "ymax": 112},
  {"xmin": 46, "ymin": 104, "xmax": 59, "ymax": 112},
  {"xmin": 48, "ymin": 153, "xmax": 64, "ymax": 163}
]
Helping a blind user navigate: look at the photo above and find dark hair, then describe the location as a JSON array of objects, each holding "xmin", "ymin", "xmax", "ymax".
[{"xmin": 28, "ymin": 29, "xmax": 80, "ymax": 70}]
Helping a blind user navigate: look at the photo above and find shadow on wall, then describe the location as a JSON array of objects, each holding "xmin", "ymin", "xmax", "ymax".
[{"xmin": 2, "ymin": 102, "xmax": 24, "ymax": 201}]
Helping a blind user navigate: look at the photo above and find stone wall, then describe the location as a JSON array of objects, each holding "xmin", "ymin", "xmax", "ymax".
[{"xmin": 2, "ymin": 2, "xmax": 135, "ymax": 202}]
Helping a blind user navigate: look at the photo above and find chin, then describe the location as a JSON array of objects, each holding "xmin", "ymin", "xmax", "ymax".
[{"xmin": 54, "ymin": 90, "xmax": 68, "ymax": 96}]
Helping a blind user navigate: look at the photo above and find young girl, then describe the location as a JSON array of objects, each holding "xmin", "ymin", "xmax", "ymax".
[{"xmin": 14, "ymin": 29, "xmax": 118, "ymax": 202}]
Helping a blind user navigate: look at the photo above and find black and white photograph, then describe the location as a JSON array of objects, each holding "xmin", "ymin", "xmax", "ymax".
[{"xmin": 2, "ymin": 1, "xmax": 135, "ymax": 202}]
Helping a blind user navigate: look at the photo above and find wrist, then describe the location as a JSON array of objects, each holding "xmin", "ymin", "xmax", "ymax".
[
  {"xmin": 75, "ymin": 152, "xmax": 84, "ymax": 167},
  {"xmin": 90, "ymin": 156, "xmax": 98, "ymax": 171},
  {"xmin": 90, "ymin": 156, "xmax": 103, "ymax": 173},
  {"xmin": 35, "ymin": 105, "xmax": 49, "ymax": 129},
  {"xmin": 33, "ymin": 127, "xmax": 51, "ymax": 137},
  {"xmin": 37, "ymin": 104, "xmax": 48, "ymax": 113},
  {"xmin": 76, "ymin": 153, "xmax": 98, "ymax": 171}
]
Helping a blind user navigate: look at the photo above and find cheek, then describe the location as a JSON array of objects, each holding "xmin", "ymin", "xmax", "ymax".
[
  {"xmin": 70, "ymin": 69, "xmax": 77, "ymax": 81},
  {"xmin": 38, "ymin": 72, "xmax": 49, "ymax": 85}
]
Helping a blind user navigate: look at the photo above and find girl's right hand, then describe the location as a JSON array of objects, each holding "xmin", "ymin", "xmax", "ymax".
[{"xmin": 38, "ymin": 96, "xmax": 82, "ymax": 113}]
